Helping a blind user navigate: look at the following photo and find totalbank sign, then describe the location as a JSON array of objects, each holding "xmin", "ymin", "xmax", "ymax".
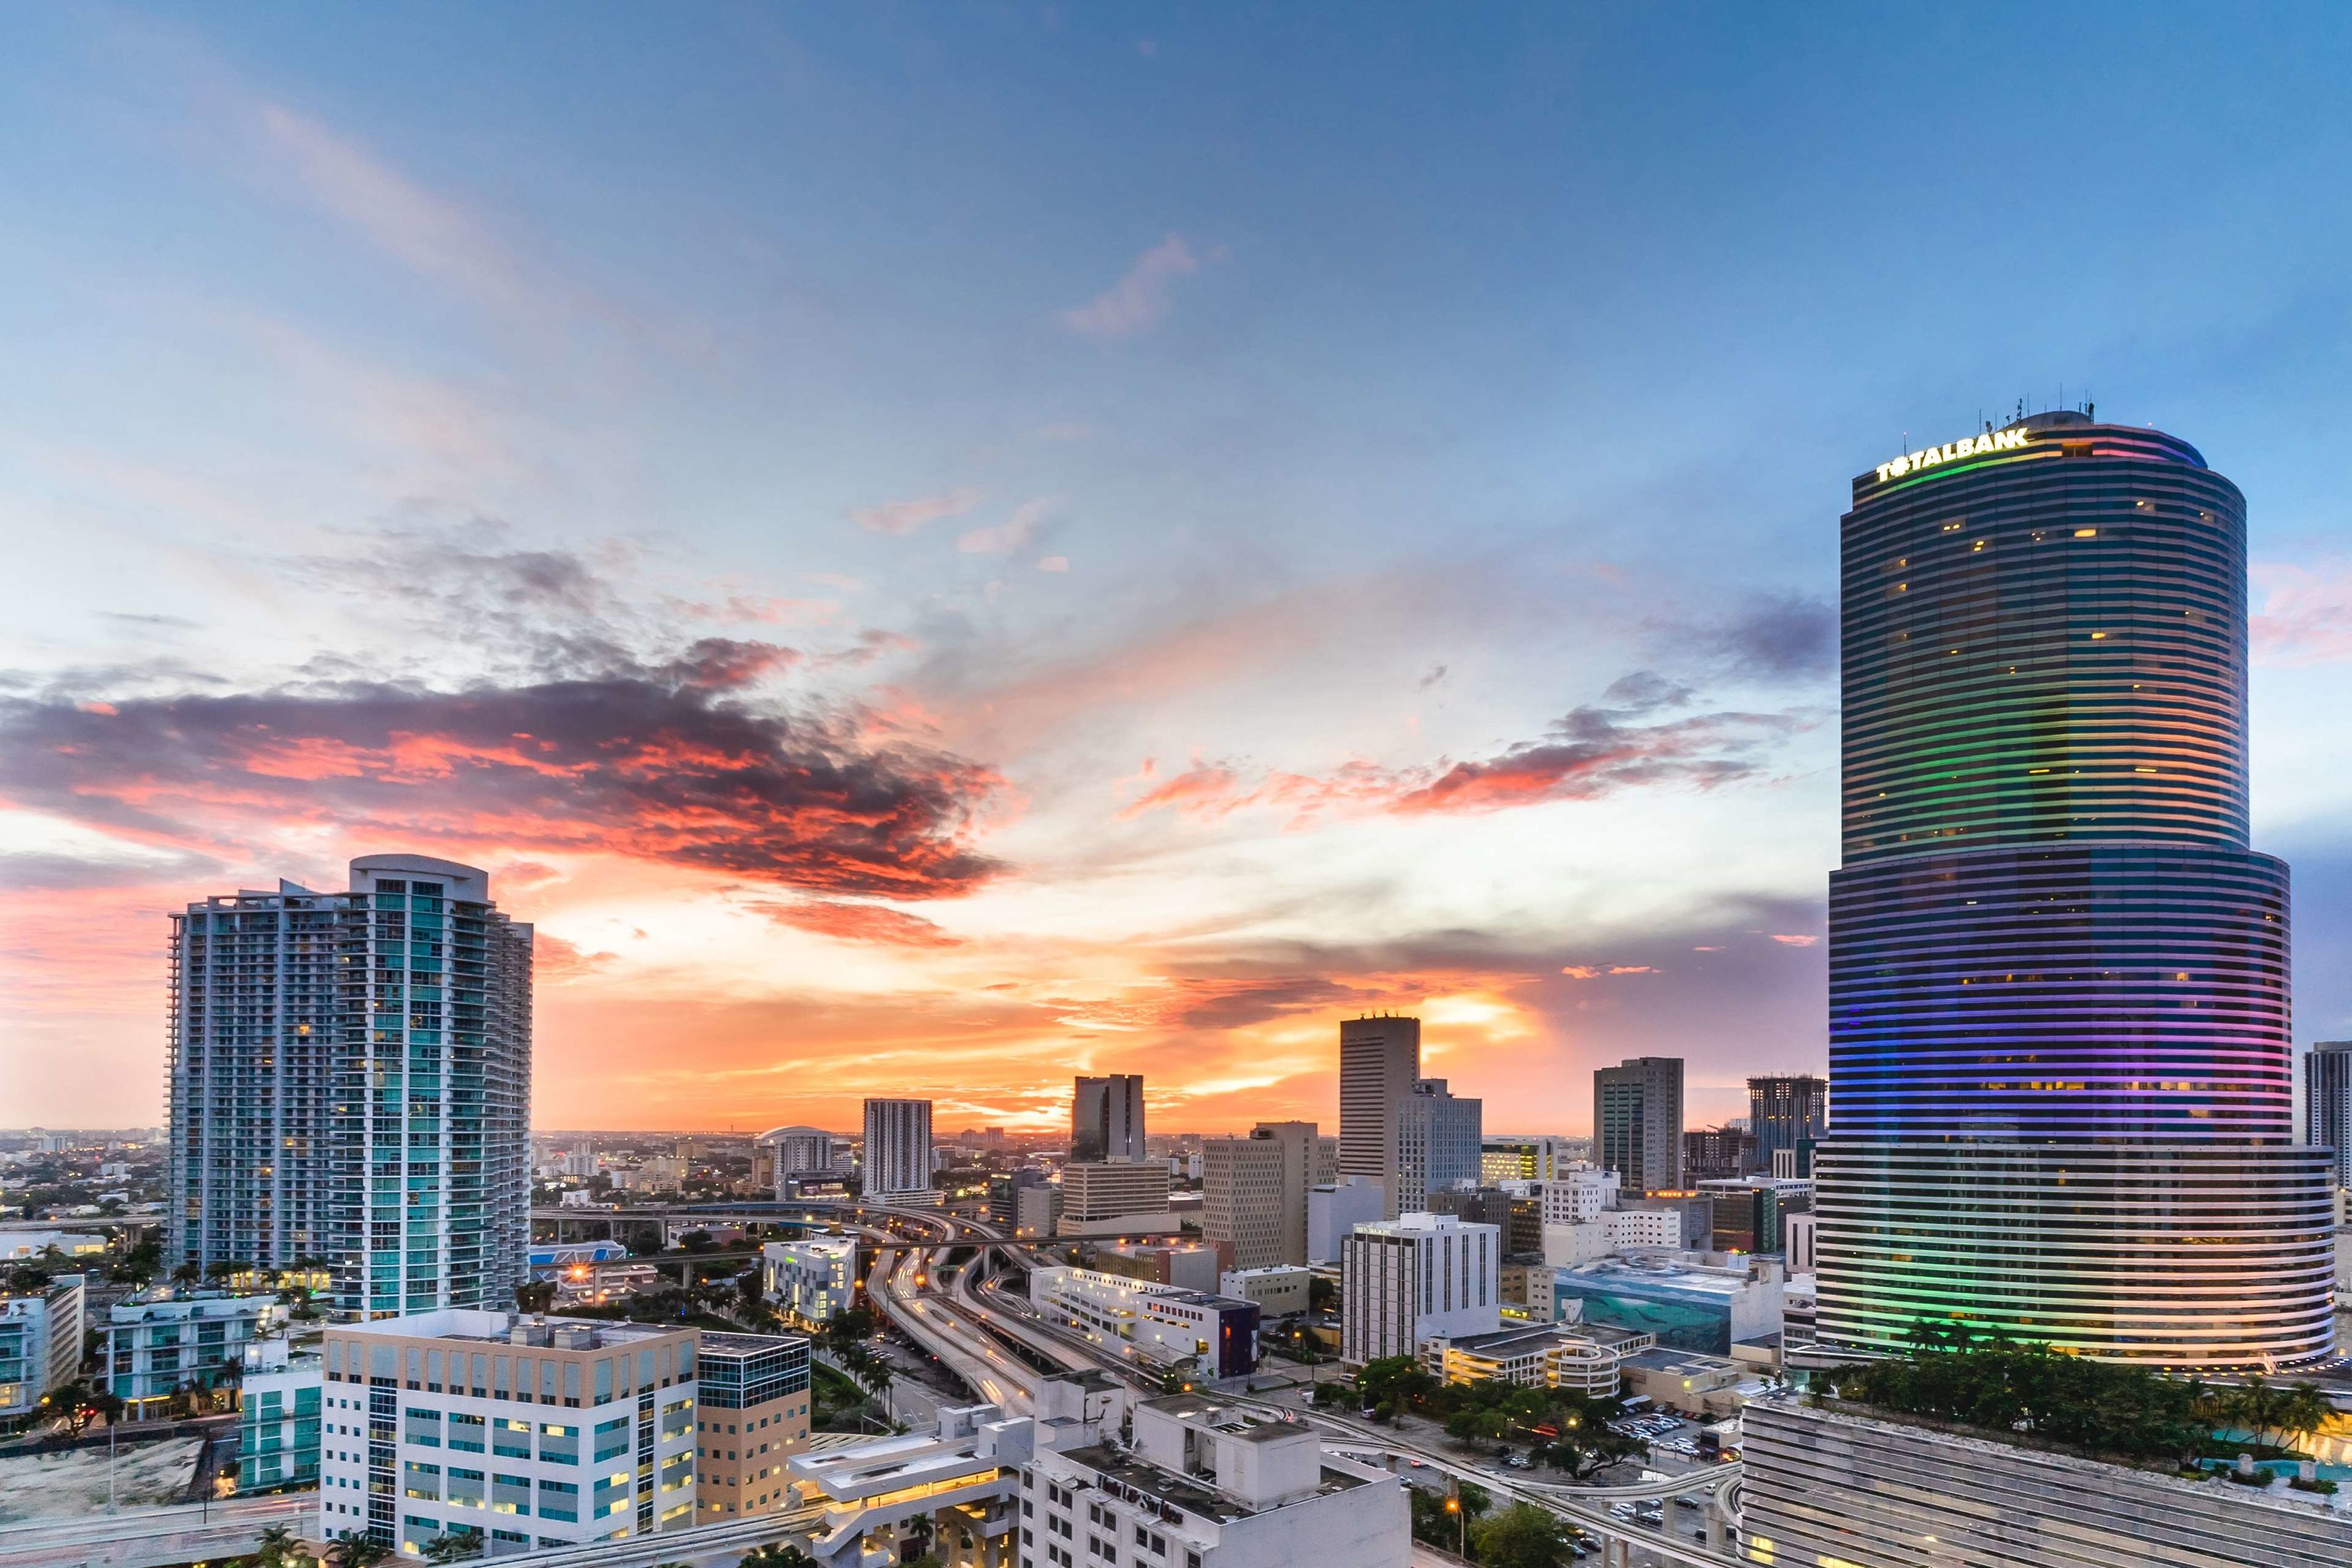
[{"xmin": 1874, "ymin": 425, "xmax": 2032, "ymax": 483}]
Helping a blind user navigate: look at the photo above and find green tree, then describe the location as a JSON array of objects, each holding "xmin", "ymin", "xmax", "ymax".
[
  {"xmin": 1471, "ymin": 1503, "xmax": 1572, "ymax": 1568},
  {"xmin": 739, "ymin": 1545, "xmax": 818, "ymax": 1568},
  {"xmin": 513, "ymin": 1280, "xmax": 558, "ymax": 1315},
  {"xmin": 420, "ymin": 1531, "xmax": 483, "ymax": 1564},
  {"xmin": 823, "ymin": 1305, "xmax": 879, "ymax": 1352},
  {"xmin": 678, "ymin": 1230, "xmax": 716, "ymax": 1254},
  {"xmin": 1307, "ymin": 1275, "xmax": 1339, "ymax": 1313},
  {"xmin": 327, "ymin": 1530, "xmax": 392, "ymax": 1568},
  {"xmin": 251, "ymin": 1524, "xmax": 301, "ymax": 1568}
]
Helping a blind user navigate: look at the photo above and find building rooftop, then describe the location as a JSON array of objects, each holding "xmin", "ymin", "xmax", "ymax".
[
  {"xmin": 699, "ymin": 1330, "xmax": 810, "ymax": 1357},
  {"xmin": 1059, "ymin": 1443, "xmax": 1371, "ymax": 1526},
  {"xmin": 331, "ymin": 1308, "xmax": 687, "ymax": 1346}
]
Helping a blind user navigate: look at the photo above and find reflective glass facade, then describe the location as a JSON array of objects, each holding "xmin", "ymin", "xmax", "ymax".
[{"xmin": 1815, "ymin": 412, "xmax": 2336, "ymax": 1368}]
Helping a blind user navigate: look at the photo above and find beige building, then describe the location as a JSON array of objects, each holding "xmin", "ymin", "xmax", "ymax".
[
  {"xmin": 1418, "ymin": 1323, "xmax": 1652, "ymax": 1400},
  {"xmin": 1203, "ymin": 1122, "xmax": 1315, "ymax": 1270},
  {"xmin": 693, "ymin": 1332, "xmax": 812, "ymax": 1522},
  {"xmin": 1056, "ymin": 1161, "xmax": 1174, "ymax": 1237}
]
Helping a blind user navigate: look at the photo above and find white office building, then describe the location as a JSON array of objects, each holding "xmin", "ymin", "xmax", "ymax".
[
  {"xmin": 106, "ymin": 1289, "xmax": 286, "ymax": 1416},
  {"xmin": 319, "ymin": 1310, "xmax": 698, "ymax": 1556},
  {"xmin": 168, "ymin": 856, "xmax": 532, "ymax": 1318},
  {"xmin": 1307, "ymin": 1176, "xmax": 1386, "ymax": 1265},
  {"xmin": 0, "ymin": 1274, "xmax": 86, "ymax": 1419},
  {"xmin": 1029, "ymin": 1267, "xmax": 1259, "ymax": 1379},
  {"xmin": 1021, "ymin": 1393, "xmax": 1408, "ymax": 1568},
  {"xmin": 761, "ymin": 1238, "xmax": 859, "ymax": 1330},
  {"xmin": 1538, "ymin": 1165, "xmax": 1622, "ymax": 1225},
  {"xmin": 860, "ymin": 1099, "xmax": 936, "ymax": 1201},
  {"xmin": 1341, "ymin": 1212, "xmax": 1500, "ymax": 1365},
  {"xmin": 1540, "ymin": 1205, "xmax": 1686, "ymax": 1267}
]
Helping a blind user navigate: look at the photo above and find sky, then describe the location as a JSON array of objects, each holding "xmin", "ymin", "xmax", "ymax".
[{"xmin": 8, "ymin": 3, "xmax": 2352, "ymax": 1137}]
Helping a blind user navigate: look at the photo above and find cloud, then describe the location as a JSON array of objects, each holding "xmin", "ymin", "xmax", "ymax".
[
  {"xmin": 958, "ymin": 497, "xmax": 1058, "ymax": 556},
  {"xmin": 852, "ymin": 487, "xmax": 982, "ymax": 536},
  {"xmin": 2252, "ymin": 561, "xmax": 2352, "ymax": 665},
  {"xmin": 1768, "ymin": 933, "xmax": 1818, "ymax": 947},
  {"xmin": 1037, "ymin": 556, "xmax": 1071, "ymax": 573},
  {"xmin": 0, "ymin": 673, "xmax": 1005, "ymax": 899},
  {"xmin": 1677, "ymin": 592, "xmax": 1835, "ymax": 681},
  {"xmin": 1119, "ymin": 673, "xmax": 1818, "ymax": 824},
  {"xmin": 1559, "ymin": 964, "xmax": 1659, "ymax": 979},
  {"xmin": 751, "ymin": 899, "xmax": 964, "ymax": 948},
  {"xmin": 1059, "ymin": 234, "xmax": 1214, "ymax": 341}
]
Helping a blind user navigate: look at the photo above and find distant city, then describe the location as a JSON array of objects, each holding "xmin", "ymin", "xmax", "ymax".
[{"xmin": 7, "ymin": 412, "xmax": 2352, "ymax": 1568}]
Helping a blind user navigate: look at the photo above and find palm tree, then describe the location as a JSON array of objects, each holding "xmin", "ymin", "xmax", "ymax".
[
  {"xmin": 327, "ymin": 1530, "xmax": 391, "ymax": 1568},
  {"xmin": 2276, "ymin": 1384, "xmax": 2336, "ymax": 1452},
  {"xmin": 421, "ymin": 1532, "xmax": 482, "ymax": 1564},
  {"xmin": 253, "ymin": 1524, "xmax": 301, "ymax": 1568}
]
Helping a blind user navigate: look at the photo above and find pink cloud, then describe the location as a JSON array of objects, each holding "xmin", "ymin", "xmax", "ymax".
[
  {"xmin": 852, "ymin": 486, "xmax": 982, "ymax": 536},
  {"xmin": 1059, "ymin": 234, "xmax": 1217, "ymax": 341}
]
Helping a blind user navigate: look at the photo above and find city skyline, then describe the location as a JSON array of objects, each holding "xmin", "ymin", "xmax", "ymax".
[{"xmin": 14, "ymin": 9, "xmax": 2352, "ymax": 1138}]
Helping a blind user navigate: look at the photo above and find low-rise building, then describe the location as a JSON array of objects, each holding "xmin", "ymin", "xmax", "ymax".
[
  {"xmin": 1540, "ymin": 1205, "xmax": 1685, "ymax": 1266},
  {"xmin": 1537, "ymin": 1167, "xmax": 1620, "ymax": 1225},
  {"xmin": 1340, "ymin": 1212, "xmax": 1500, "ymax": 1365},
  {"xmin": 1551, "ymin": 1254, "xmax": 1781, "ymax": 1357},
  {"xmin": 694, "ymin": 1331, "xmax": 812, "ymax": 1522},
  {"xmin": 1015, "ymin": 1183, "xmax": 1064, "ymax": 1240},
  {"xmin": 105, "ymin": 1289, "xmax": 284, "ymax": 1418},
  {"xmin": 1307, "ymin": 1177, "xmax": 1384, "ymax": 1265},
  {"xmin": 238, "ymin": 1336, "xmax": 322, "ymax": 1493},
  {"xmin": 1217, "ymin": 1267, "xmax": 1311, "ymax": 1319},
  {"xmin": 1615, "ymin": 1347, "xmax": 1747, "ymax": 1416},
  {"xmin": 1057, "ymin": 1162, "xmax": 1176, "ymax": 1238},
  {"xmin": 1093, "ymin": 1241, "xmax": 1230, "ymax": 1296},
  {"xmin": 1417, "ymin": 1323, "xmax": 1654, "ymax": 1399},
  {"xmin": 1498, "ymin": 1260, "xmax": 1556, "ymax": 1323},
  {"xmin": 319, "ymin": 1310, "xmax": 699, "ymax": 1556},
  {"xmin": 1741, "ymin": 1392, "xmax": 2352, "ymax": 1568},
  {"xmin": 0, "ymin": 1273, "xmax": 86, "ymax": 1420},
  {"xmin": 793, "ymin": 1402, "xmax": 1030, "ymax": 1568},
  {"xmin": 763, "ymin": 1236, "xmax": 859, "ymax": 1330},
  {"xmin": 1480, "ymin": 1135, "xmax": 1579, "ymax": 1185},
  {"xmin": 1022, "ymin": 1392, "xmax": 1408, "ymax": 1568},
  {"xmin": 1029, "ymin": 1267, "xmax": 1259, "ymax": 1379},
  {"xmin": 1, "ymin": 1230, "xmax": 107, "ymax": 1262}
]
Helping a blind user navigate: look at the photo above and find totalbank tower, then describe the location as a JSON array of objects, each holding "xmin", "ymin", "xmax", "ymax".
[{"xmin": 1813, "ymin": 409, "xmax": 2336, "ymax": 1368}]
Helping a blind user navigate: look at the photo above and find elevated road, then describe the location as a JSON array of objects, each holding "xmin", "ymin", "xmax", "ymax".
[{"xmin": 0, "ymin": 1493, "xmax": 314, "ymax": 1568}]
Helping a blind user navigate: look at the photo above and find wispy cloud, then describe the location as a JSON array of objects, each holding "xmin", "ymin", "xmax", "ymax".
[
  {"xmin": 852, "ymin": 486, "xmax": 983, "ymax": 536},
  {"xmin": 958, "ymin": 497, "xmax": 1057, "ymax": 556},
  {"xmin": 2253, "ymin": 560, "xmax": 2352, "ymax": 665},
  {"xmin": 1059, "ymin": 234, "xmax": 1217, "ymax": 341}
]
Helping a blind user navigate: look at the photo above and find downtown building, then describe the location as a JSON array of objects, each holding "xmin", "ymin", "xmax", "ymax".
[
  {"xmin": 1071, "ymin": 1074, "xmax": 1146, "ymax": 1164},
  {"xmin": 1593, "ymin": 1057, "xmax": 1683, "ymax": 1196},
  {"xmin": 1814, "ymin": 412, "xmax": 2337, "ymax": 1367},
  {"xmin": 168, "ymin": 855, "xmax": 531, "ymax": 1320},
  {"xmin": 1337, "ymin": 1015, "xmax": 1421, "ymax": 1219},
  {"xmin": 860, "ymin": 1098, "xmax": 937, "ymax": 1204},
  {"xmin": 2308, "ymin": 1041, "xmax": 2352, "ymax": 1188}
]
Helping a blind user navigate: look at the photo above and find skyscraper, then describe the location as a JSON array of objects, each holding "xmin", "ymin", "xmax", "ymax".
[
  {"xmin": 1071, "ymin": 1074, "xmax": 1146, "ymax": 1164},
  {"xmin": 859, "ymin": 1098, "xmax": 936, "ymax": 1201},
  {"xmin": 1817, "ymin": 411, "xmax": 2336, "ymax": 1367},
  {"xmin": 1202, "ymin": 1121, "xmax": 1315, "ymax": 1269},
  {"xmin": 167, "ymin": 855, "xmax": 531, "ymax": 1318},
  {"xmin": 1338, "ymin": 1016, "xmax": 1421, "ymax": 1219},
  {"xmin": 2308, "ymin": 1042, "xmax": 2352, "ymax": 1189},
  {"xmin": 1397, "ymin": 1078, "xmax": 1482, "ymax": 1213},
  {"xmin": 1592, "ymin": 1057, "xmax": 1683, "ymax": 1196},
  {"xmin": 1747, "ymin": 1074, "xmax": 1828, "ymax": 1162}
]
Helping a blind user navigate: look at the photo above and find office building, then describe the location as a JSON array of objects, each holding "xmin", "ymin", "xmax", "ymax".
[
  {"xmin": 106, "ymin": 1289, "xmax": 286, "ymax": 1417},
  {"xmin": 1340, "ymin": 1212, "xmax": 1500, "ymax": 1364},
  {"xmin": 693, "ymin": 1332, "xmax": 812, "ymax": 1522},
  {"xmin": 319, "ymin": 1310, "xmax": 698, "ymax": 1553},
  {"xmin": 1552, "ymin": 1255, "xmax": 1782, "ymax": 1357},
  {"xmin": 168, "ymin": 855, "xmax": 533, "ymax": 1319},
  {"xmin": 1021, "ymin": 1393, "xmax": 1408, "ymax": 1568},
  {"xmin": 754, "ymin": 1127, "xmax": 838, "ymax": 1199},
  {"xmin": 1699, "ymin": 1175, "xmax": 1811, "ymax": 1257},
  {"xmin": 238, "ymin": 1337, "xmax": 323, "ymax": 1493},
  {"xmin": 1028, "ymin": 1267, "xmax": 1259, "ymax": 1378},
  {"xmin": 1682, "ymin": 1125, "xmax": 1757, "ymax": 1181},
  {"xmin": 1014, "ymin": 1182, "xmax": 1063, "ymax": 1241},
  {"xmin": 1202, "ymin": 1122, "xmax": 1315, "ymax": 1270},
  {"xmin": 1783, "ymin": 1210, "xmax": 1819, "ymax": 1274},
  {"xmin": 1479, "ymin": 1135, "xmax": 1577, "ymax": 1185},
  {"xmin": 1537, "ymin": 1165, "xmax": 1620, "ymax": 1225},
  {"xmin": 986, "ymin": 1168, "xmax": 1051, "ymax": 1232},
  {"xmin": 1307, "ymin": 1176, "xmax": 1384, "ymax": 1264},
  {"xmin": 860, "ymin": 1099, "xmax": 936, "ymax": 1201},
  {"xmin": 1747, "ymin": 1075, "xmax": 1827, "ymax": 1164},
  {"xmin": 1217, "ymin": 1266, "xmax": 1311, "ymax": 1318},
  {"xmin": 761, "ymin": 1238, "xmax": 858, "ymax": 1330},
  {"xmin": 1818, "ymin": 412, "xmax": 2337, "ymax": 1367},
  {"xmin": 1093, "ymin": 1241, "xmax": 1228, "ymax": 1295},
  {"xmin": 0, "ymin": 1273, "xmax": 86, "ymax": 1420},
  {"xmin": 1056, "ymin": 1161, "xmax": 1175, "ymax": 1238},
  {"xmin": 1397, "ymin": 1079, "xmax": 1481, "ymax": 1214},
  {"xmin": 1429, "ymin": 1187, "xmax": 1541, "ymax": 1255},
  {"xmin": 1593, "ymin": 1058, "xmax": 1683, "ymax": 1196},
  {"xmin": 1337, "ymin": 1016, "xmax": 1421, "ymax": 1220},
  {"xmin": 2309, "ymin": 1042, "xmax": 2352, "ymax": 1188},
  {"xmin": 1071, "ymin": 1075, "xmax": 1146, "ymax": 1164},
  {"xmin": 1741, "ymin": 1392, "xmax": 2352, "ymax": 1568}
]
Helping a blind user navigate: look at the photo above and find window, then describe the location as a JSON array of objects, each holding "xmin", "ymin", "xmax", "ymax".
[{"xmin": 447, "ymin": 1413, "xmax": 485, "ymax": 1452}]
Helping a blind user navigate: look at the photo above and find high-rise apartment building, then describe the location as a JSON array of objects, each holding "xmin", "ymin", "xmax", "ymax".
[
  {"xmin": 2309, "ymin": 1042, "xmax": 2352, "ymax": 1188},
  {"xmin": 1817, "ymin": 411, "xmax": 2336, "ymax": 1367},
  {"xmin": 168, "ymin": 855, "xmax": 531, "ymax": 1319},
  {"xmin": 1071, "ymin": 1074, "xmax": 1146, "ymax": 1164},
  {"xmin": 1338, "ymin": 1016, "xmax": 1421, "ymax": 1219},
  {"xmin": 859, "ymin": 1099, "xmax": 935, "ymax": 1201},
  {"xmin": 1746, "ymin": 1075, "xmax": 1827, "ymax": 1163},
  {"xmin": 1396, "ymin": 1078, "xmax": 1481, "ymax": 1213},
  {"xmin": 1592, "ymin": 1058, "xmax": 1683, "ymax": 1197},
  {"xmin": 1202, "ymin": 1122, "xmax": 1315, "ymax": 1270}
]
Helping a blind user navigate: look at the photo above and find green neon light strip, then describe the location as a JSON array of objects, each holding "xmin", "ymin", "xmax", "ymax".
[{"xmin": 1874, "ymin": 448, "xmax": 2051, "ymax": 497}]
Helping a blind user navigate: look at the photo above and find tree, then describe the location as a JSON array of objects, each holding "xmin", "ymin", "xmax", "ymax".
[
  {"xmin": 171, "ymin": 1262, "xmax": 203, "ymax": 1286},
  {"xmin": 421, "ymin": 1531, "xmax": 483, "ymax": 1564},
  {"xmin": 514, "ymin": 1280, "xmax": 558, "ymax": 1315},
  {"xmin": 678, "ymin": 1230, "xmax": 716, "ymax": 1254},
  {"xmin": 327, "ymin": 1530, "xmax": 392, "ymax": 1568},
  {"xmin": 1307, "ymin": 1275, "xmax": 1339, "ymax": 1313},
  {"xmin": 1355, "ymin": 1355, "xmax": 1437, "ymax": 1419},
  {"xmin": 253, "ymin": 1524, "xmax": 301, "ymax": 1568},
  {"xmin": 739, "ymin": 1545, "xmax": 817, "ymax": 1568},
  {"xmin": 1471, "ymin": 1503, "xmax": 1572, "ymax": 1568},
  {"xmin": 823, "ymin": 1305, "xmax": 879, "ymax": 1353},
  {"xmin": 205, "ymin": 1259, "xmax": 254, "ymax": 1283}
]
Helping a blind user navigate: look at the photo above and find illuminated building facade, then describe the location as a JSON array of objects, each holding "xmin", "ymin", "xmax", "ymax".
[{"xmin": 1815, "ymin": 411, "xmax": 2336, "ymax": 1367}]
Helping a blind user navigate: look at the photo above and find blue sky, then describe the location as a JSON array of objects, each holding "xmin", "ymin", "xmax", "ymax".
[{"xmin": 7, "ymin": 3, "xmax": 2352, "ymax": 1132}]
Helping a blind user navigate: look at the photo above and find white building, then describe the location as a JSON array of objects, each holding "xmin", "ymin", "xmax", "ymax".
[
  {"xmin": 1782, "ymin": 1210, "xmax": 1818, "ymax": 1273},
  {"xmin": 106, "ymin": 1289, "xmax": 285, "ymax": 1416},
  {"xmin": 0, "ymin": 1273, "xmax": 86, "ymax": 1419},
  {"xmin": 1417, "ymin": 1323, "xmax": 1653, "ymax": 1399},
  {"xmin": 756, "ymin": 1126, "xmax": 839, "ymax": 1200},
  {"xmin": 1540, "ymin": 1205, "xmax": 1685, "ymax": 1267},
  {"xmin": 1021, "ymin": 1392, "xmax": 1408, "ymax": 1568},
  {"xmin": 761, "ymin": 1238, "xmax": 858, "ymax": 1330},
  {"xmin": 1341, "ymin": 1212, "xmax": 1500, "ymax": 1365},
  {"xmin": 168, "ymin": 856, "xmax": 532, "ymax": 1318},
  {"xmin": 319, "ymin": 1310, "xmax": 698, "ymax": 1556},
  {"xmin": 239, "ymin": 1338, "xmax": 323, "ymax": 1493},
  {"xmin": 1307, "ymin": 1176, "xmax": 1384, "ymax": 1265},
  {"xmin": 1, "ymin": 1230, "xmax": 106, "ymax": 1262},
  {"xmin": 1537, "ymin": 1166, "xmax": 1621, "ymax": 1225},
  {"xmin": 861, "ymin": 1098, "xmax": 936, "ymax": 1201},
  {"xmin": 1217, "ymin": 1267, "xmax": 1312, "ymax": 1319},
  {"xmin": 1029, "ymin": 1267, "xmax": 1259, "ymax": 1379}
]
